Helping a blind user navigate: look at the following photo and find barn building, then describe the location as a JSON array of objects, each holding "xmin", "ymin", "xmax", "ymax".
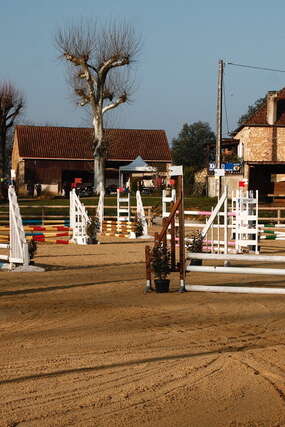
[{"xmin": 11, "ymin": 125, "xmax": 171, "ymax": 196}]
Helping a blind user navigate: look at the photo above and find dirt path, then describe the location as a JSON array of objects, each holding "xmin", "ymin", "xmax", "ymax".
[{"xmin": 0, "ymin": 239, "xmax": 285, "ymax": 426}]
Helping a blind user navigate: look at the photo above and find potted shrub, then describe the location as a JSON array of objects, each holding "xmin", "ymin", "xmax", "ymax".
[
  {"xmin": 28, "ymin": 240, "xmax": 38, "ymax": 265},
  {"xmin": 187, "ymin": 231, "xmax": 203, "ymax": 266},
  {"xmin": 151, "ymin": 243, "xmax": 171, "ymax": 293},
  {"xmin": 86, "ymin": 217, "xmax": 100, "ymax": 244},
  {"xmin": 135, "ymin": 217, "xmax": 144, "ymax": 238}
]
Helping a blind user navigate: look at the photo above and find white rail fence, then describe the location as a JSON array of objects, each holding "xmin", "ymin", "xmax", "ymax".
[
  {"xmin": 69, "ymin": 189, "xmax": 90, "ymax": 244},
  {"xmin": 186, "ymin": 252, "xmax": 285, "ymax": 294}
]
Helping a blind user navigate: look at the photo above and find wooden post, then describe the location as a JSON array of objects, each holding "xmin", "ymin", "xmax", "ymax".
[
  {"xmin": 162, "ymin": 217, "xmax": 167, "ymax": 251},
  {"xmin": 145, "ymin": 245, "xmax": 153, "ymax": 292},
  {"xmin": 177, "ymin": 175, "xmax": 186, "ymax": 291},
  {"xmin": 216, "ymin": 59, "xmax": 224, "ymax": 199},
  {"xmin": 154, "ymin": 231, "xmax": 159, "ymax": 245},
  {"xmin": 170, "ymin": 212, "xmax": 176, "ymax": 271}
]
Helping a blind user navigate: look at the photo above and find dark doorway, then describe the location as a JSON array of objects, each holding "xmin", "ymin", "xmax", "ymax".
[{"xmin": 249, "ymin": 164, "xmax": 285, "ymax": 202}]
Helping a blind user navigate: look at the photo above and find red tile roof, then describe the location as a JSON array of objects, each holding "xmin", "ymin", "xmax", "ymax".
[
  {"xmin": 242, "ymin": 87, "xmax": 285, "ymax": 126},
  {"xmin": 15, "ymin": 125, "xmax": 171, "ymax": 162}
]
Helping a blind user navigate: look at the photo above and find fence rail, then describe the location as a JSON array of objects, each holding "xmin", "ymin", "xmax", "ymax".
[{"xmin": 0, "ymin": 205, "xmax": 154, "ymax": 220}]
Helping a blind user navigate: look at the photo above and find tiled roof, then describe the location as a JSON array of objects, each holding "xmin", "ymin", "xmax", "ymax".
[
  {"xmin": 15, "ymin": 125, "xmax": 171, "ymax": 162},
  {"xmin": 242, "ymin": 87, "xmax": 285, "ymax": 126}
]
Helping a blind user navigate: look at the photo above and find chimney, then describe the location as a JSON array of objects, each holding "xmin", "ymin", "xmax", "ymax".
[{"xmin": 267, "ymin": 91, "xmax": 278, "ymax": 125}]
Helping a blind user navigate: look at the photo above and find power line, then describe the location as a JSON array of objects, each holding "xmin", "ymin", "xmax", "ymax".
[{"xmin": 227, "ymin": 62, "xmax": 285, "ymax": 73}]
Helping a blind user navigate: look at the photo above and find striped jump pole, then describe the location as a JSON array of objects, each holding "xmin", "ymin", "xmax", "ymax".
[
  {"xmin": 25, "ymin": 232, "xmax": 72, "ymax": 238},
  {"xmin": 30, "ymin": 237, "xmax": 72, "ymax": 244},
  {"xmin": 22, "ymin": 219, "xmax": 70, "ymax": 226}
]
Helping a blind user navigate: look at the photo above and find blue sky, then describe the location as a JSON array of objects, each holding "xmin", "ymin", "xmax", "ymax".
[{"xmin": 1, "ymin": 0, "xmax": 285, "ymax": 142}]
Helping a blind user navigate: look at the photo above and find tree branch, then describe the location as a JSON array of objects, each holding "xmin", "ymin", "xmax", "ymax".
[
  {"xmin": 102, "ymin": 92, "xmax": 127, "ymax": 114},
  {"xmin": 99, "ymin": 55, "xmax": 129, "ymax": 79}
]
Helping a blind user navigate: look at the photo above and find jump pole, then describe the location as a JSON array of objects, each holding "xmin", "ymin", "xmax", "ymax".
[
  {"xmin": 145, "ymin": 245, "xmax": 153, "ymax": 292},
  {"xmin": 186, "ymin": 253, "xmax": 285, "ymax": 294},
  {"xmin": 170, "ymin": 209, "xmax": 176, "ymax": 271},
  {"xmin": 177, "ymin": 174, "xmax": 186, "ymax": 292},
  {"xmin": 186, "ymin": 285, "xmax": 285, "ymax": 295}
]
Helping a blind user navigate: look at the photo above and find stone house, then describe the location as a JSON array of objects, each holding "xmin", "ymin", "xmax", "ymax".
[
  {"xmin": 208, "ymin": 87, "xmax": 285, "ymax": 199},
  {"xmin": 233, "ymin": 88, "xmax": 285, "ymax": 200},
  {"xmin": 11, "ymin": 125, "xmax": 172, "ymax": 196}
]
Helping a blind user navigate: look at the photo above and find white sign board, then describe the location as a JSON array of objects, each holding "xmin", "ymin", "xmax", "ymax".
[
  {"xmin": 10, "ymin": 169, "xmax": 16, "ymax": 179},
  {"xmin": 170, "ymin": 165, "xmax": 183, "ymax": 176},
  {"xmin": 214, "ymin": 168, "xmax": 225, "ymax": 177}
]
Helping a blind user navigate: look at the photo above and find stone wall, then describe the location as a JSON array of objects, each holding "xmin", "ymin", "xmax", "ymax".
[{"xmin": 235, "ymin": 126, "xmax": 285, "ymax": 162}]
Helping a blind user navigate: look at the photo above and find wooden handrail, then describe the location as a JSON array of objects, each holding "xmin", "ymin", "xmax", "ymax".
[{"xmin": 154, "ymin": 197, "xmax": 182, "ymax": 246}]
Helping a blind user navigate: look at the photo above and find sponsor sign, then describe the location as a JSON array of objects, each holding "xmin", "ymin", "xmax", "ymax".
[
  {"xmin": 170, "ymin": 165, "xmax": 183, "ymax": 176},
  {"xmin": 214, "ymin": 168, "xmax": 225, "ymax": 177}
]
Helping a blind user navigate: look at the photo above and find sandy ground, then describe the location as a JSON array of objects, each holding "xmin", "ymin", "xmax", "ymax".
[{"xmin": 0, "ymin": 235, "xmax": 285, "ymax": 427}]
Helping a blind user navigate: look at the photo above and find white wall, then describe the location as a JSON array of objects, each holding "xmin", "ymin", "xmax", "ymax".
[{"xmin": 207, "ymin": 175, "xmax": 243, "ymax": 197}]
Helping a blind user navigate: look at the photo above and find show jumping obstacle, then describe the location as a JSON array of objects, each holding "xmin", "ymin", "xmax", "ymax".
[
  {"xmin": 0, "ymin": 186, "xmax": 30, "ymax": 268},
  {"xmin": 69, "ymin": 189, "xmax": 90, "ymax": 244},
  {"xmin": 186, "ymin": 252, "xmax": 285, "ymax": 294},
  {"xmin": 145, "ymin": 169, "xmax": 285, "ymax": 295},
  {"xmin": 0, "ymin": 189, "xmax": 90, "ymax": 246},
  {"xmin": 99, "ymin": 189, "xmax": 149, "ymax": 239},
  {"xmin": 163, "ymin": 186, "xmax": 259, "ymax": 254}
]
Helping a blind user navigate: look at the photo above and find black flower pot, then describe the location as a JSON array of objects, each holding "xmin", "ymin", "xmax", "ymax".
[
  {"xmin": 154, "ymin": 279, "xmax": 170, "ymax": 293},
  {"xmin": 190, "ymin": 259, "xmax": 202, "ymax": 266}
]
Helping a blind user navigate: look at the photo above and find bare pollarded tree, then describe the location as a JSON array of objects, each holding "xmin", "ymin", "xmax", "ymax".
[
  {"xmin": 55, "ymin": 20, "xmax": 141, "ymax": 193},
  {"xmin": 0, "ymin": 82, "xmax": 24, "ymax": 177}
]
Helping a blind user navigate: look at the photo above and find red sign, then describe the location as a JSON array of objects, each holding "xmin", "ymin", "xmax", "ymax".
[
  {"xmin": 239, "ymin": 180, "xmax": 248, "ymax": 187},
  {"xmin": 74, "ymin": 178, "xmax": 82, "ymax": 184}
]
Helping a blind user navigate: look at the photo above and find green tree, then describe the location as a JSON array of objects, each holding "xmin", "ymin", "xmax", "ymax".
[
  {"xmin": 172, "ymin": 121, "xmax": 215, "ymax": 169},
  {"xmin": 237, "ymin": 97, "xmax": 266, "ymax": 126}
]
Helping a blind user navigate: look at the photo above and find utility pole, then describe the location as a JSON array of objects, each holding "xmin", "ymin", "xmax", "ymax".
[{"xmin": 216, "ymin": 59, "xmax": 224, "ymax": 198}]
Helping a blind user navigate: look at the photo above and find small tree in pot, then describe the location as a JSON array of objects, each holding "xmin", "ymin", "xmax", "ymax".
[
  {"xmin": 135, "ymin": 217, "xmax": 144, "ymax": 238},
  {"xmin": 186, "ymin": 231, "xmax": 203, "ymax": 265},
  {"xmin": 151, "ymin": 243, "xmax": 171, "ymax": 292},
  {"xmin": 86, "ymin": 217, "xmax": 100, "ymax": 244},
  {"xmin": 28, "ymin": 240, "xmax": 38, "ymax": 265}
]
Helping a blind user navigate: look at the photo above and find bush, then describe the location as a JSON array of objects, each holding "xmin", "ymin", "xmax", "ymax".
[
  {"xmin": 28, "ymin": 240, "xmax": 38, "ymax": 260},
  {"xmin": 86, "ymin": 217, "xmax": 100, "ymax": 244},
  {"xmin": 186, "ymin": 231, "xmax": 203, "ymax": 253},
  {"xmin": 151, "ymin": 244, "xmax": 171, "ymax": 280}
]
